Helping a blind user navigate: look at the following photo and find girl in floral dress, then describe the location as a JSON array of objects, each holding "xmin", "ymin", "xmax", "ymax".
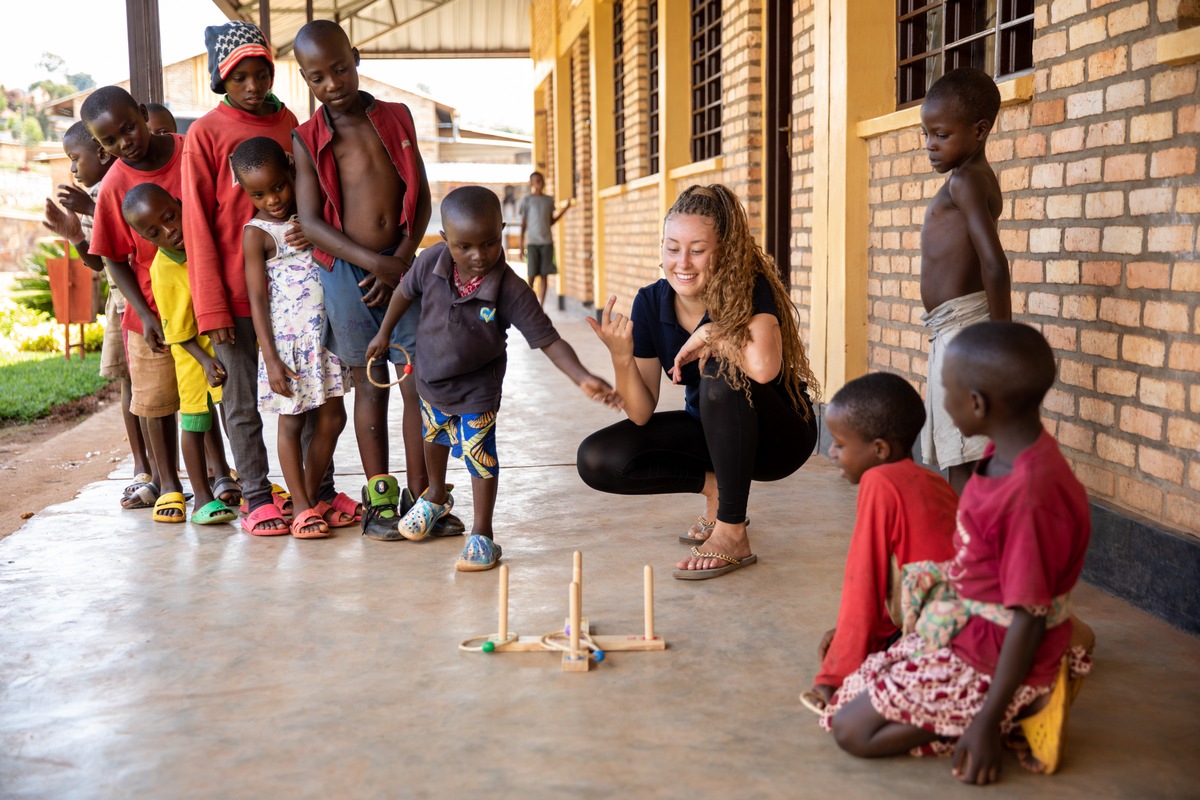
[{"xmin": 235, "ymin": 137, "xmax": 347, "ymax": 539}]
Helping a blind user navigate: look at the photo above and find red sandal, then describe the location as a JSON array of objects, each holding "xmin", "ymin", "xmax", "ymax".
[
  {"xmin": 240, "ymin": 503, "xmax": 289, "ymax": 536},
  {"xmin": 316, "ymin": 499, "xmax": 357, "ymax": 529},
  {"xmin": 290, "ymin": 507, "xmax": 330, "ymax": 539}
]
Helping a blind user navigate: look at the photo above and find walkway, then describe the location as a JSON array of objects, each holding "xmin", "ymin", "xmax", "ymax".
[{"xmin": 2, "ymin": 303, "xmax": 1198, "ymax": 798}]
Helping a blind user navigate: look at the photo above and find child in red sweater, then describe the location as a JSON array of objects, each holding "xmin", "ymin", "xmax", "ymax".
[
  {"xmin": 801, "ymin": 372, "xmax": 957, "ymax": 713},
  {"xmin": 183, "ymin": 21, "xmax": 356, "ymax": 535}
]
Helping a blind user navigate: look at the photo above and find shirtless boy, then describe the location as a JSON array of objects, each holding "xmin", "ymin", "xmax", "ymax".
[
  {"xmin": 918, "ymin": 67, "xmax": 1011, "ymax": 494},
  {"xmin": 292, "ymin": 20, "xmax": 462, "ymax": 540}
]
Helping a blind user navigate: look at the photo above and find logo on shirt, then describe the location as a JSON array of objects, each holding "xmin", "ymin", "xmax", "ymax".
[{"xmin": 479, "ymin": 307, "xmax": 496, "ymax": 323}]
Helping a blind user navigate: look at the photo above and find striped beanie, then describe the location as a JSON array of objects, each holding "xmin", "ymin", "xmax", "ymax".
[{"xmin": 205, "ymin": 20, "xmax": 274, "ymax": 93}]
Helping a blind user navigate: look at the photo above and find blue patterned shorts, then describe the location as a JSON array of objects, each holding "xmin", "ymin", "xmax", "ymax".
[{"xmin": 420, "ymin": 398, "xmax": 498, "ymax": 479}]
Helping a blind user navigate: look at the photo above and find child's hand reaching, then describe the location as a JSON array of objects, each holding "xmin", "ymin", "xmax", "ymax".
[
  {"xmin": 579, "ymin": 374, "xmax": 623, "ymax": 411},
  {"xmin": 203, "ymin": 356, "xmax": 228, "ymax": 388},
  {"xmin": 56, "ymin": 184, "xmax": 96, "ymax": 217},
  {"xmin": 364, "ymin": 332, "xmax": 391, "ymax": 366},
  {"xmin": 265, "ymin": 355, "xmax": 297, "ymax": 398},
  {"xmin": 42, "ymin": 198, "xmax": 84, "ymax": 245}
]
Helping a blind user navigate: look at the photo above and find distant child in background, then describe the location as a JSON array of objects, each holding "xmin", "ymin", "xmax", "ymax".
[
  {"xmin": 183, "ymin": 20, "xmax": 327, "ymax": 535},
  {"xmin": 122, "ymin": 183, "xmax": 237, "ymax": 526},
  {"xmin": 366, "ymin": 186, "xmax": 618, "ymax": 572},
  {"xmin": 144, "ymin": 103, "xmax": 178, "ymax": 135},
  {"xmin": 293, "ymin": 19, "xmax": 458, "ymax": 541},
  {"xmin": 918, "ymin": 67, "xmax": 1011, "ymax": 494},
  {"xmin": 84, "ymin": 86, "xmax": 196, "ymax": 522},
  {"xmin": 823, "ymin": 323, "xmax": 1092, "ymax": 785},
  {"xmin": 234, "ymin": 137, "xmax": 348, "ymax": 540},
  {"xmin": 501, "ymin": 184, "xmax": 519, "ymax": 252},
  {"xmin": 518, "ymin": 171, "xmax": 571, "ymax": 307},
  {"xmin": 42, "ymin": 121, "xmax": 155, "ymax": 510},
  {"xmin": 801, "ymin": 372, "xmax": 956, "ymax": 714}
]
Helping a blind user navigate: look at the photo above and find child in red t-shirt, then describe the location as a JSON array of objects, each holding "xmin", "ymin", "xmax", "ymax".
[
  {"xmin": 821, "ymin": 322, "xmax": 1093, "ymax": 785},
  {"xmin": 801, "ymin": 372, "xmax": 957, "ymax": 714}
]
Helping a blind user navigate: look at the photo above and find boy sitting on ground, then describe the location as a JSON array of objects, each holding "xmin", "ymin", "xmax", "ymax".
[
  {"xmin": 917, "ymin": 67, "xmax": 1011, "ymax": 494},
  {"xmin": 802, "ymin": 372, "xmax": 958, "ymax": 713},
  {"xmin": 366, "ymin": 186, "xmax": 619, "ymax": 572}
]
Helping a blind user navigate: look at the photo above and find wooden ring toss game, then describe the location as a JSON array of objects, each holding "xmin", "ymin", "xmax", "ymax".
[
  {"xmin": 365, "ymin": 343, "xmax": 413, "ymax": 388},
  {"xmin": 460, "ymin": 551, "xmax": 666, "ymax": 672}
]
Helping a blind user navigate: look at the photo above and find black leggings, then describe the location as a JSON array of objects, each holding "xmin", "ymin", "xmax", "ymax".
[{"xmin": 576, "ymin": 372, "xmax": 818, "ymax": 523}]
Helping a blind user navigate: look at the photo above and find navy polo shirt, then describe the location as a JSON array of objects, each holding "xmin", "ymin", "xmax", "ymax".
[{"xmin": 630, "ymin": 275, "xmax": 778, "ymax": 418}]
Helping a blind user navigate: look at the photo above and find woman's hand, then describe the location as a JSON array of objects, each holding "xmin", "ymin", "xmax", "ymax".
[
  {"xmin": 669, "ymin": 323, "xmax": 713, "ymax": 384},
  {"xmin": 585, "ymin": 295, "xmax": 635, "ymax": 362}
]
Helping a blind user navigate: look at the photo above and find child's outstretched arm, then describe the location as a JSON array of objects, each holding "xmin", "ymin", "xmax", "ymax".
[
  {"xmin": 178, "ymin": 337, "xmax": 227, "ymax": 388},
  {"xmin": 243, "ymin": 225, "xmax": 296, "ymax": 398},
  {"xmin": 42, "ymin": 198, "xmax": 103, "ymax": 272},
  {"xmin": 951, "ymin": 608, "xmax": 1046, "ymax": 785},
  {"xmin": 550, "ymin": 197, "xmax": 573, "ymax": 225},
  {"xmin": 540, "ymin": 338, "xmax": 622, "ymax": 410},
  {"xmin": 950, "ymin": 173, "xmax": 1011, "ymax": 321},
  {"xmin": 364, "ymin": 289, "xmax": 415, "ymax": 365}
]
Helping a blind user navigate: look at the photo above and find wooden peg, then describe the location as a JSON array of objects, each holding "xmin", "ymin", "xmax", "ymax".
[
  {"xmin": 498, "ymin": 564, "xmax": 509, "ymax": 642},
  {"xmin": 644, "ymin": 565, "xmax": 655, "ymax": 640}
]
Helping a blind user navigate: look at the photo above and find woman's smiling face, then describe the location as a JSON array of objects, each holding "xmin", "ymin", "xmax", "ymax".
[{"xmin": 661, "ymin": 213, "xmax": 717, "ymax": 298}]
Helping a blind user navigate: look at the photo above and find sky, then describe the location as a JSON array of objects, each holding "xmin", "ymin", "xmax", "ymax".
[{"xmin": 1, "ymin": 0, "xmax": 534, "ymax": 132}]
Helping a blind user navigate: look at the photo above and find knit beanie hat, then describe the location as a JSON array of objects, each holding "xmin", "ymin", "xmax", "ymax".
[{"xmin": 205, "ymin": 20, "xmax": 274, "ymax": 94}]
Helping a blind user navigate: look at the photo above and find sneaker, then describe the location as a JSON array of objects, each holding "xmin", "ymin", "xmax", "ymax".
[
  {"xmin": 397, "ymin": 490, "xmax": 454, "ymax": 541},
  {"xmin": 455, "ymin": 534, "xmax": 502, "ymax": 572},
  {"xmin": 361, "ymin": 475, "xmax": 403, "ymax": 541}
]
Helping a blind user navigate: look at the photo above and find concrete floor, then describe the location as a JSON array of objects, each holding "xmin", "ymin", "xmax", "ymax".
[{"xmin": 2, "ymin": 302, "xmax": 1199, "ymax": 799}]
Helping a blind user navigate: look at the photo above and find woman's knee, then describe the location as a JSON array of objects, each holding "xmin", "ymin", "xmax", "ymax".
[{"xmin": 576, "ymin": 433, "xmax": 613, "ymax": 489}]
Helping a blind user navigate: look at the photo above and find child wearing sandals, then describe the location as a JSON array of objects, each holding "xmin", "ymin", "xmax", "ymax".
[
  {"xmin": 365, "ymin": 186, "xmax": 618, "ymax": 571},
  {"xmin": 801, "ymin": 372, "xmax": 957, "ymax": 714},
  {"xmin": 822, "ymin": 322, "xmax": 1093, "ymax": 785},
  {"xmin": 234, "ymin": 137, "xmax": 347, "ymax": 539},
  {"xmin": 122, "ymin": 183, "xmax": 238, "ymax": 526}
]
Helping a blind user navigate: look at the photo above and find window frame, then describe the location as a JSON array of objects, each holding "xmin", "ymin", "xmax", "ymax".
[{"xmin": 690, "ymin": 0, "xmax": 723, "ymax": 163}]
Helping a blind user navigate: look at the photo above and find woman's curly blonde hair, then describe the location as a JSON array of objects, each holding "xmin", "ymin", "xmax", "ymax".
[{"xmin": 666, "ymin": 184, "xmax": 821, "ymax": 417}]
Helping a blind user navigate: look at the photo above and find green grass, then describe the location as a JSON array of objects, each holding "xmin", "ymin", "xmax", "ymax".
[{"xmin": 0, "ymin": 352, "xmax": 114, "ymax": 423}]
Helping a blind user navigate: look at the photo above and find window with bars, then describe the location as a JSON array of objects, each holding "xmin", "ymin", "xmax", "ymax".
[
  {"xmin": 648, "ymin": 0, "xmax": 660, "ymax": 175},
  {"xmin": 691, "ymin": 0, "xmax": 722, "ymax": 162},
  {"xmin": 897, "ymin": 0, "xmax": 1034, "ymax": 107},
  {"xmin": 614, "ymin": 2, "xmax": 627, "ymax": 185}
]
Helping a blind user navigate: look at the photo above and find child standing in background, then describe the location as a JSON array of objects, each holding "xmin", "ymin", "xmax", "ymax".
[
  {"xmin": 917, "ymin": 68, "xmax": 1011, "ymax": 494},
  {"xmin": 122, "ymin": 184, "xmax": 237, "ymax": 526},
  {"xmin": 518, "ymin": 171, "xmax": 571, "ymax": 307},
  {"xmin": 235, "ymin": 137, "xmax": 348, "ymax": 540}
]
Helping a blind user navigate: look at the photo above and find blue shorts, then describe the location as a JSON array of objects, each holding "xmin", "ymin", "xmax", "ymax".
[
  {"xmin": 420, "ymin": 398, "xmax": 498, "ymax": 479},
  {"xmin": 319, "ymin": 249, "xmax": 420, "ymax": 368}
]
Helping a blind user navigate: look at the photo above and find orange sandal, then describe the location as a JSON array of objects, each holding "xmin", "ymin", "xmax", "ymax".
[
  {"xmin": 315, "ymin": 499, "xmax": 357, "ymax": 528},
  {"xmin": 290, "ymin": 508, "xmax": 330, "ymax": 539}
]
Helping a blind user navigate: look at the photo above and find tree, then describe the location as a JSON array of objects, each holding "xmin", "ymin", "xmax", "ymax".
[
  {"xmin": 65, "ymin": 72, "xmax": 95, "ymax": 92},
  {"xmin": 36, "ymin": 52, "xmax": 66, "ymax": 75},
  {"xmin": 22, "ymin": 117, "xmax": 45, "ymax": 145},
  {"xmin": 28, "ymin": 79, "xmax": 75, "ymax": 101}
]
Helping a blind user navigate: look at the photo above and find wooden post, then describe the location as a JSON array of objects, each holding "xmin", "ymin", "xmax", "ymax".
[
  {"xmin": 644, "ymin": 565, "xmax": 654, "ymax": 640},
  {"xmin": 497, "ymin": 564, "xmax": 509, "ymax": 641},
  {"xmin": 572, "ymin": 550, "xmax": 582, "ymax": 609},
  {"xmin": 125, "ymin": 0, "xmax": 164, "ymax": 105},
  {"xmin": 259, "ymin": 0, "xmax": 272, "ymax": 46},
  {"xmin": 306, "ymin": 0, "xmax": 316, "ymax": 117},
  {"xmin": 569, "ymin": 581, "xmax": 580, "ymax": 657}
]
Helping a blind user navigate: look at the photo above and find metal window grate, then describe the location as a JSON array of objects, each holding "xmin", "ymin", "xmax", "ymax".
[
  {"xmin": 648, "ymin": 0, "xmax": 660, "ymax": 176},
  {"xmin": 690, "ymin": 0, "xmax": 722, "ymax": 162},
  {"xmin": 897, "ymin": 0, "xmax": 1033, "ymax": 107},
  {"xmin": 614, "ymin": 2, "xmax": 627, "ymax": 186}
]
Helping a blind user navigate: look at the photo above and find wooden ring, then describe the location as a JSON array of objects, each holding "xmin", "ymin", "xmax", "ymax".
[
  {"xmin": 458, "ymin": 632, "xmax": 519, "ymax": 652},
  {"xmin": 365, "ymin": 343, "xmax": 412, "ymax": 388}
]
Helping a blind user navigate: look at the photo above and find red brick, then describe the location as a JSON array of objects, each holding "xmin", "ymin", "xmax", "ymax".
[
  {"xmin": 1014, "ymin": 197, "xmax": 1046, "ymax": 221},
  {"xmin": 1167, "ymin": 418, "xmax": 1200, "ymax": 450},
  {"xmin": 1096, "ymin": 367, "xmax": 1138, "ymax": 396},
  {"xmin": 1016, "ymin": 133, "xmax": 1047, "ymax": 159},
  {"xmin": 1127, "ymin": 262, "xmax": 1171, "ymax": 289},
  {"xmin": 1088, "ymin": 46, "xmax": 1128, "ymax": 80},
  {"xmin": 1118, "ymin": 478, "xmax": 1163, "ymax": 516},
  {"xmin": 1059, "ymin": 359, "xmax": 1094, "ymax": 389},
  {"xmin": 1150, "ymin": 147, "xmax": 1198, "ymax": 178},
  {"xmin": 1148, "ymin": 225, "xmax": 1195, "ymax": 253},
  {"xmin": 1192, "ymin": 463, "xmax": 1200, "ymax": 493},
  {"xmin": 1122, "ymin": 334, "xmax": 1167, "ymax": 366},
  {"xmin": 1179, "ymin": 104, "xmax": 1200, "ymax": 134},
  {"xmin": 1030, "ymin": 228, "xmax": 1062, "ymax": 253},
  {"xmin": 1082, "ymin": 259, "xmax": 1120, "ymax": 284},
  {"xmin": 1131, "ymin": 38, "xmax": 1160, "ymax": 71},
  {"xmin": 1151, "ymin": 68, "xmax": 1198, "ymax": 102},
  {"xmin": 1097, "ymin": 432, "xmax": 1136, "ymax": 466},
  {"xmin": 1176, "ymin": 187, "xmax": 1200, "ymax": 214},
  {"xmin": 1062, "ymin": 294, "xmax": 1098, "ymax": 320},
  {"xmin": 1058, "ymin": 421, "xmax": 1094, "ymax": 453},
  {"xmin": 1119, "ymin": 406, "xmax": 1164, "ymax": 439},
  {"xmin": 1103, "ymin": 154, "xmax": 1147, "ymax": 182},
  {"xmin": 1168, "ymin": 341, "xmax": 1200, "ymax": 371},
  {"xmin": 1046, "ymin": 259, "xmax": 1080, "ymax": 283},
  {"xmin": 1128, "ymin": 188, "xmax": 1173, "ymax": 216},
  {"xmin": 1067, "ymin": 89, "xmax": 1103, "ymax": 119},
  {"xmin": 1074, "ymin": 462, "xmax": 1115, "ymax": 495},
  {"xmin": 1101, "ymin": 226, "xmax": 1144, "ymax": 254},
  {"xmin": 1027, "ymin": 291, "xmax": 1061, "ymax": 316},
  {"xmin": 1108, "ymin": 2, "xmax": 1150, "ymax": 36},
  {"xmin": 1042, "ymin": 323, "xmax": 1077, "ymax": 351},
  {"xmin": 1105, "ymin": 80, "xmax": 1146, "ymax": 111},
  {"xmin": 1044, "ymin": 388, "xmax": 1075, "ymax": 416},
  {"xmin": 1065, "ymin": 157, "xmax": 1102, "ymax": 185},
  {"xmin": 1166, "ymin": 494, "xmax": 1200, "ymax": 534},
  {"xmin": 1081, "ymin": 330, "xmax": 1118, "ymax": 357},
  {"xmin": 1144, "ymin": 301, "xmax": 1191, "ymax": 332},
  {"xmin": 1051, "ymin": 60, "xmax": 1086, "ymax": 90},
  {"xmin": 1066, "ymin": 228, "xmax": 1102, "ymax": 252},
  {"xmin": 1085, "ymin": 120, "xmax": 1125, "ymax": 148},
  {"xmin": 1033, "ymin": 99, "xmax": 1066, "ymax": 126},
  {"xmin": 1140, "ymin": 376, "xmax": 1187, "ymax": 410},
  {"xmin": 1080, "ymin": 396, "xmax": 1116, "ymax": 425},
  {"xmin": 1085, "ymin": 191, "xmax": 1123, "ymax": 218},
  {"xmin": 1035, "ymin": 30, "xmax": 1069, "ymax": 62},
  {"xmin": 1051, "ymin": 0, "xmax": 1088, "ymax": 23},
  {"xmin": 1032, "ymin": 163, "xmax": 1065, "ymax": 188},
  {"xmin": 1100, "ymin": 297, "xmax": 1141, "ymax": 325},
  {"xmin": 1012, "ymin": 259, "xmax": 1043, "ymax": 283},
  {"xmin": 1139, "ymin": 446, "xmax": 1184, "ymax": 483},
  {"xmin": 1171, "ymin": 262, "xmax": 1200, "ymax": 292},
  {"xmin": 1069, "ymin": 17, "xmax": 1107, "ymax": 49},
  {"xmin": 1131, "ymin": 111, "xmax": 1174, "ymax": 143}
]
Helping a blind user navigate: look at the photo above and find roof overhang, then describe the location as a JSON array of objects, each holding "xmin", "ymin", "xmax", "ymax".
[{"xmin": 212, "ymin": 0, "xmax": 531, "ymax": 59}]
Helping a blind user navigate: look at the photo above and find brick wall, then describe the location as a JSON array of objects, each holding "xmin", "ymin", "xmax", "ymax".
[
  {"xmin": 620, "ymin": 0, "xmax": 652, "ymax": 179},
  {"xmin": 561, "ymin": 34, "xmax": 595, "ymax": 304},
  {"xmin": 863, "ymin": 0, "xmax": 1200, "ymax": 537},
  {"xmin": 601, "ymin": 184, "xmax": 662, "ymax": 303},
  {"xmin": 790, "ymin": 0, "xmax": 816, "ymax": 338}
]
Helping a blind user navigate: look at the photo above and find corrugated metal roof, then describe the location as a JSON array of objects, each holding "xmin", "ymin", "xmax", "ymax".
[{"xmin": 212, "ymin": 0, "xmax": 530, "ymax": 59}]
